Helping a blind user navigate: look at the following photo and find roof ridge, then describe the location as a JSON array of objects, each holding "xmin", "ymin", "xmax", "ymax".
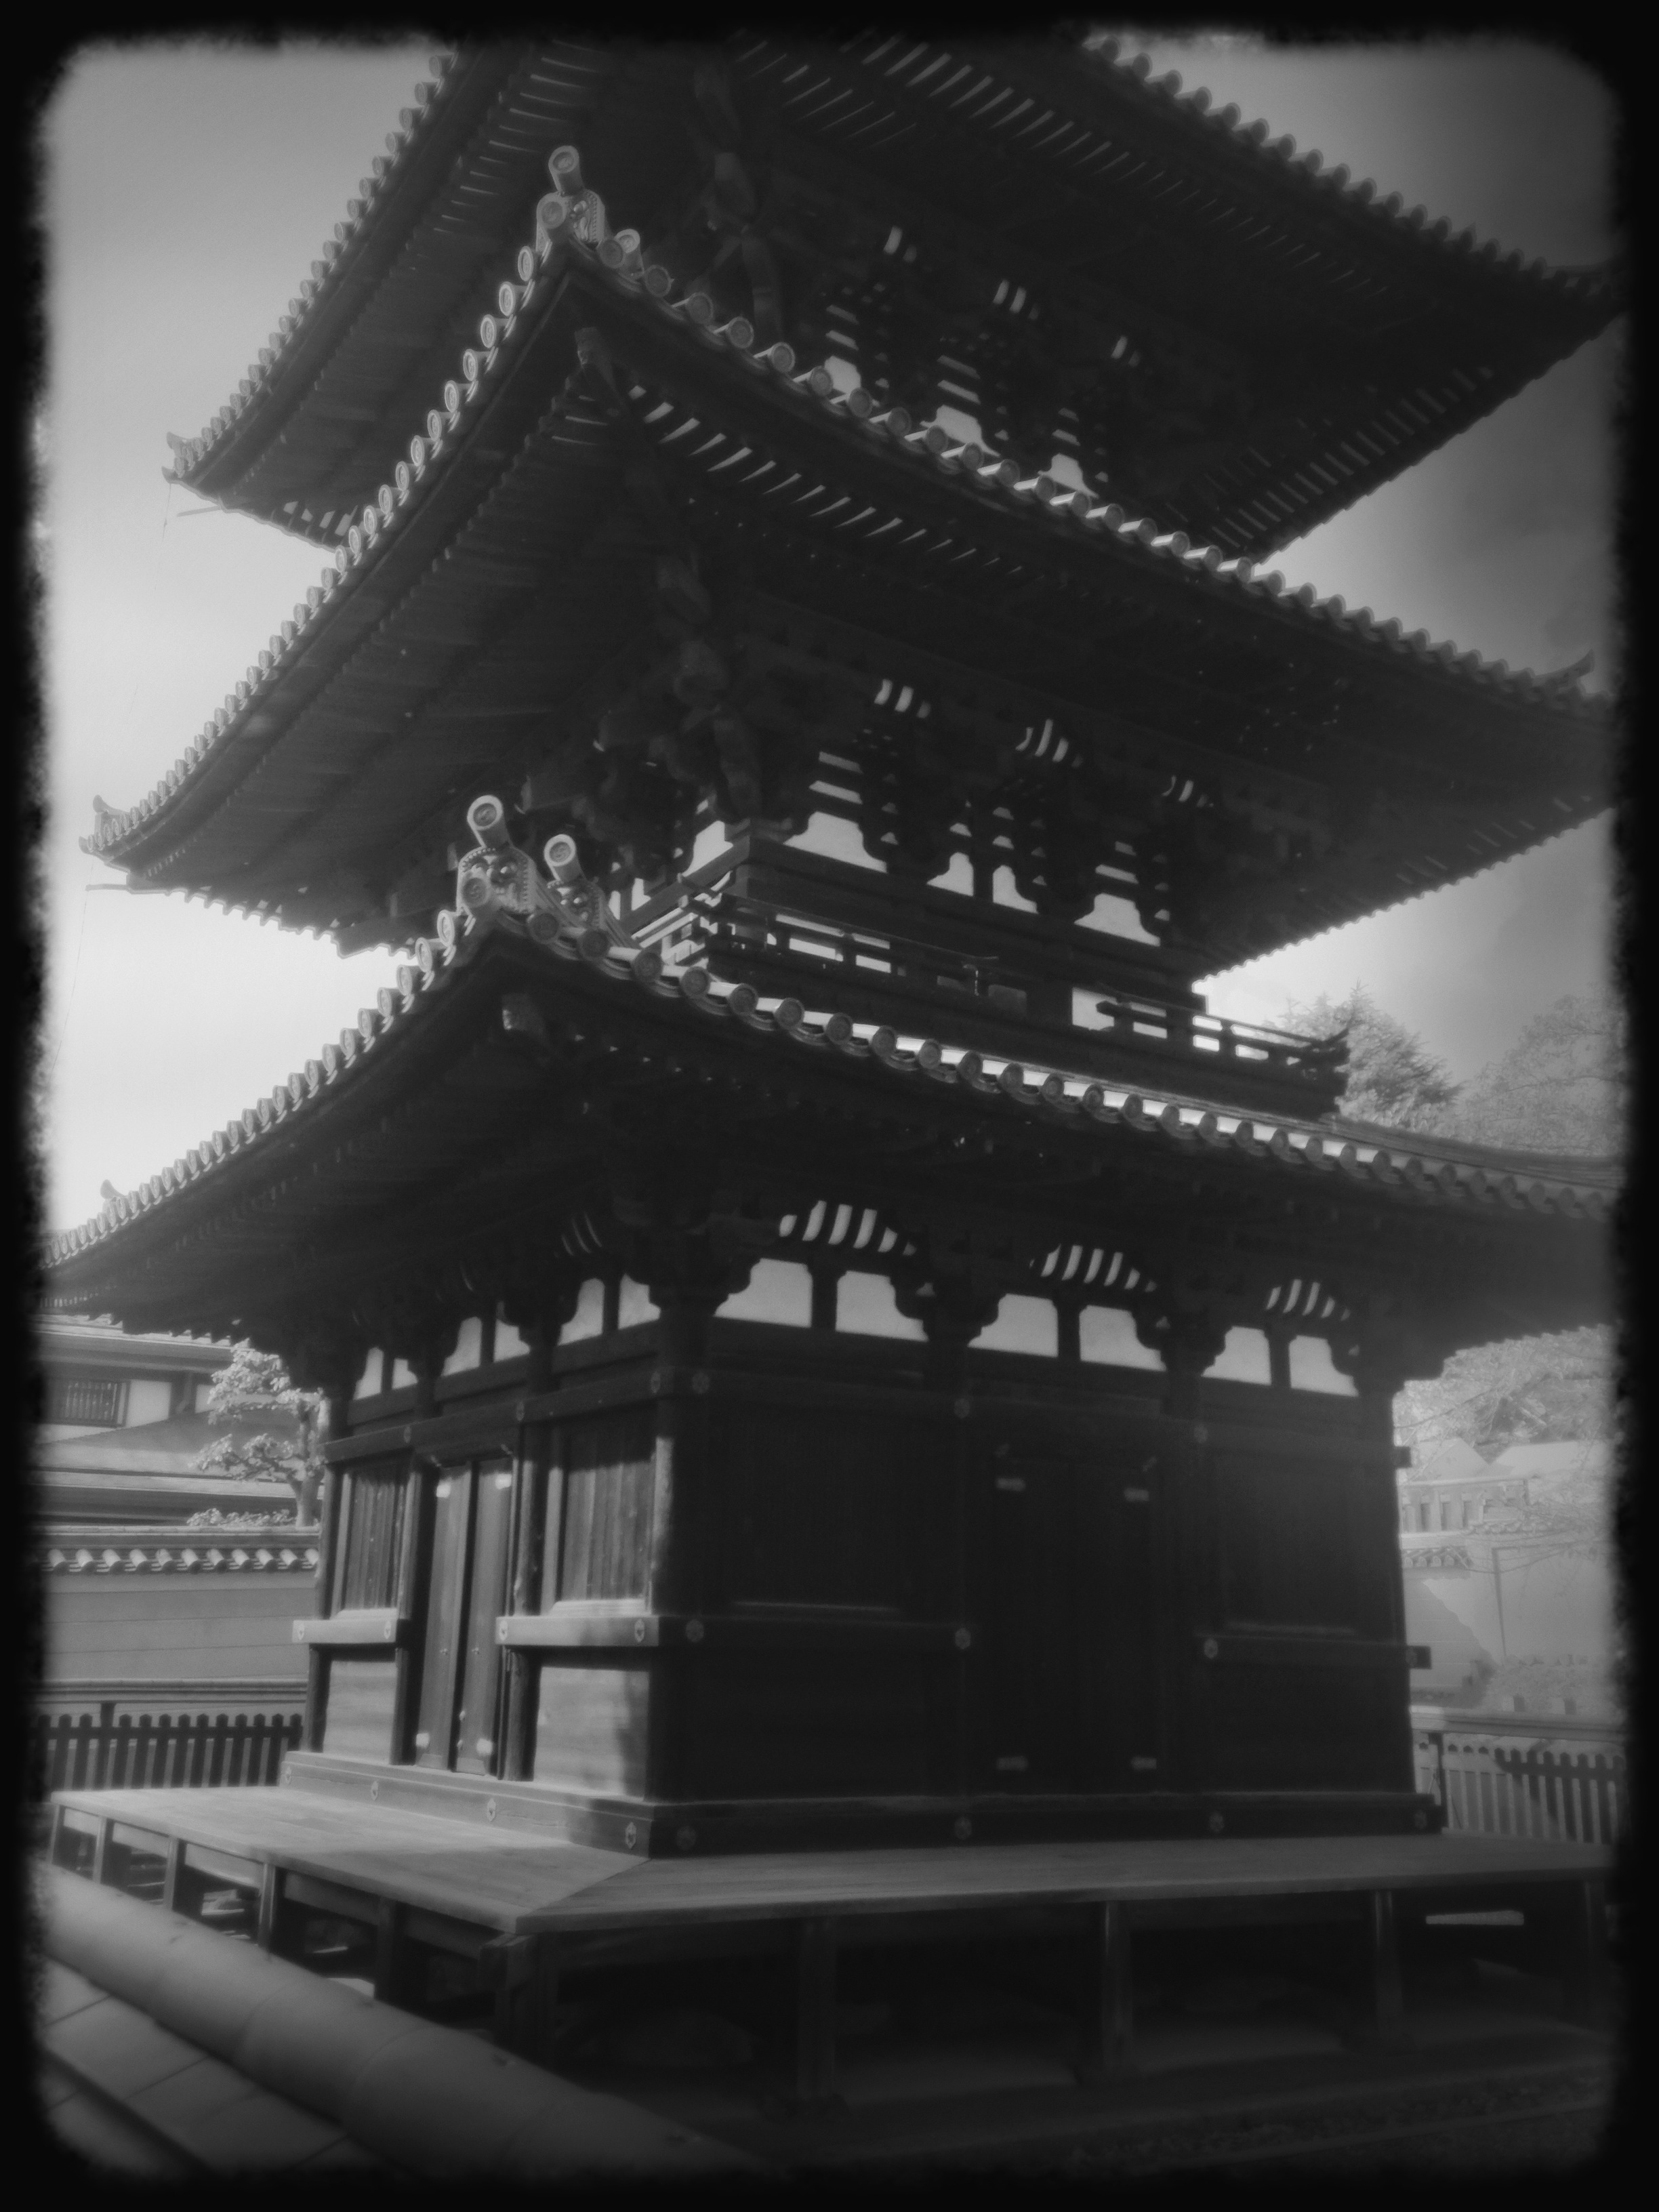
[{"xmin": 89, "ymin": 148, "xmax": 1610, "ymax": 878}]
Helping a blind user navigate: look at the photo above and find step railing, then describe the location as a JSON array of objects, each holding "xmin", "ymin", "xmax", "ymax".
[
  {"xmin": 33, "ymin": 1702, "xmax": 302, "ymax": 1796},
  {"xmin": 1414, "ymin": 1723, "xmax": 1625, "ymax": 1845}
]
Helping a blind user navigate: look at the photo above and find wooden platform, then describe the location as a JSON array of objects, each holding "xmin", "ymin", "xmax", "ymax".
[{"xmin": 49, "ymin": 1782, "xmax": 1613, "ymax": 2103}]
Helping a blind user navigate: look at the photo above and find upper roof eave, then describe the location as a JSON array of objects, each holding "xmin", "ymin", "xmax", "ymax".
[
  {"xmin": 89, "ymin": 224, "xmax": 1614, "ymax": 908},
  {"xmin": 168, "ymin": 33, "xmax": 1622, "ymax": 554}
]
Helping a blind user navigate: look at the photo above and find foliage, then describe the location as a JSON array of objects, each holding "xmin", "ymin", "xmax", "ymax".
[
  {"xmin": 1273, "ymin": 987, "xmax": 1624, "ymax": 1481},
  {"xmin": 184, "ymin": 1507, "xmax": 298, "ymax": 1529},
  {"xmin": 194, "ymin": 1340, "xmax": 324, "ymax": 1517},
  {"xmin": 1445, "ymin": 992, "xmax": 1626, "ymax": 1157},
  {"xmin": 1392, "ymin": 992, "xmax": 1624, "ymax": 1470},
  {"xmin": 1396, "ymin": 1327, "xmax": 1614, "ymax": 1463},
  {"xmin": 1281, "ymin": 985, "xmax": 1460, "ymax": 1129}
]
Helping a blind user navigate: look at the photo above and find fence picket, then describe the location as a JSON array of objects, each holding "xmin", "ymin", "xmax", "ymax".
[
  {"xmin": 30, "ymin": 1702, "xmax": 304, "ymax": 1799},
  {"xmin": 1415, "ymin": 1724, "xmax": 1623, "ymax": 1846}
]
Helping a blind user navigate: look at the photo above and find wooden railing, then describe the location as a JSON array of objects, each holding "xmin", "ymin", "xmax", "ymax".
[
  {"xmin": 1413, "ymin": 1721, "xmax": 1625, "ymax": 1845},
  {"xmin": 33, "ymin": 1702, "xmax": 302, "ymax": 1795},
  {"xmin": 641, "ymin": 888, "xmax": 1346, "ymax": 1099}
]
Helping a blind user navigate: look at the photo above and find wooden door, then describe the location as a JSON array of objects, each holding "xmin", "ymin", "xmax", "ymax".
[
  {"xmin": 1085, "ymin": 1466, "xmax": 1163, "ymax": 1790},
  {"xmin": 981, "ymin": 1460, "xmax": 1078, "ymax": 1792},
  {"xmin": 412, "ymin": 1467, "xmax": 474, "ymax": 1768},
  {"xmin": 453, "ymin": 1458, "xmax": 514, "ymax": 1775},
  {"xmin": 977, "ymin": 1456, "xmax": 1163, "ymax": 1796}
]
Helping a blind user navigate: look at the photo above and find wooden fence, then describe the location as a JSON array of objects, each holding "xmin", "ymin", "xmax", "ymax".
[
  {"xmin": 1414, "ymin": 1724, "xmax": 1624, "ymax": 1845},
  {"xmin": 33, "ymin": 1702, "xmax": 302, "ymax": 1795}
]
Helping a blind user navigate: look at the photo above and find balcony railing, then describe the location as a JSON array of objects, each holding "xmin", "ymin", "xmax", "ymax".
[{"xmin": 635, "ymin": 882, "xmax": 1347, "ymax": 1111}]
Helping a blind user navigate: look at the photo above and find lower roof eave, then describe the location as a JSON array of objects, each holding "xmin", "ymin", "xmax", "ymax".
[{"xmin": 46, "ymin": 927, "xmax": 1614, "ymax": 1358}]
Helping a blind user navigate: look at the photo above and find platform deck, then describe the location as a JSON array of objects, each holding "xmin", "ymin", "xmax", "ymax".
[
  {"xmin": 49, "ymin": 1784, "xmax": 1610, "ymax": 1938},
  {"xmin": 47, "ymin": 1782, "xmax": 1614, "ymax": 2105}
]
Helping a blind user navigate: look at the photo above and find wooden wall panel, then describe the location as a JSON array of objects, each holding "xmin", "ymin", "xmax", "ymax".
[
  {"xmin": 322, "ymin": 1654, "xmax": 398, "ymax": 1763},
  {"xmin": 532, "ymin": 1660, "xmax": 651, "ymax": 1795},
  {"xmin": 558, "ymin": 1414, "xmax": 654, "ymax": 1602},
  {"xmin": 1213, "ymin": 1450, "xmax": 1360, "ymax": 1633},
  {"xmin": 43, "ymin": 1581, "xmax": 312, "ymax": 1685},
  {"xmin": 972, "ymin": 1454, "xmax": 1165, "ymax": 1796},
  {"xmin": 687, "ymin": 1652, "xmax": 935, "ymax": 1798},
  {"xmin": 1204, "ymin": 1662, "xmax": 1409, "ymax": 1790},
  {"xmin": 336, "ymin": 1467, "xmax": 406, "ymax": 1614},
  {"xmin": 716, "ymin": 1408, "xmax": 924, "ymax": 1612}
]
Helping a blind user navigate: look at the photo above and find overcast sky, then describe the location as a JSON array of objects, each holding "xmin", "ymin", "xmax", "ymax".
[{"xmin": 38, "ymin": 36, "xmax": 1619, "ymax": 1234}]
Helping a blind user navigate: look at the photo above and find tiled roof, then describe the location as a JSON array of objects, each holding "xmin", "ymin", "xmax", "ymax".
[
  {"xmin": 1080, "ymin": 35, "xmax": 1616, "ymax": 309},
  {"xmin": 170, "ymin": 47, "xmax": 462, "ymax": 499},
  {"xmin": 89, "ymin": 198, "xmax": 1608, "ymax": 882},
  {"xmin": 43, "ymin": 1542, "xmax": 318, "ymax": 1575},
  {"xmin": 169, "ymin": 37, "xmax": 1620, "ymax": 560},
  {"xmin": 45, "ymin": 889, "xmax": 1616, "ymax": 1281}
]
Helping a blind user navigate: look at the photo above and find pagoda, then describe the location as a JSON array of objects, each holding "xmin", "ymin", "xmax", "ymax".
[{"xmin": 49, "ymin": 36, "xmax": 1618, "ymax": 1871}]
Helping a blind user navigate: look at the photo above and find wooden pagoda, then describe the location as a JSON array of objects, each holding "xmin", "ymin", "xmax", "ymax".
[{"xmin": 51, "ymin": 38, "xmax": 1618, "ymax": 1874}]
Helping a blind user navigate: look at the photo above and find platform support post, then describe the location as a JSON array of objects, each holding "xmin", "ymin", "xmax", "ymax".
[
  {"xmin": 483, "ymin": 1933, "xmax": 558, "ymax": 2063},
  {"xmin": 1077, "ymin": 1900, "xmax": 1134, "ymax": 2081},
  {"xmin": 1365, "ymin": 1887, "xmax": 1409, "ymax": 2049},
  {"xmin": 255, "ymin": 1862, "xmax": 287, "ymax": 1953},
  {"xmin": 795, "ymin": 1916, "xmax": 838, "ymax": 2104},
  {"xmin": 160, "ymin": 1836, "xmax": 188, "ymax": 1915},
  {"xmin": 1563, "ymin": 1878, "xmax": 1611, "ymax": 2029},
  {"xmin": 373, "ymin": 1897, "xmax": 415, "ymax": 2007}
]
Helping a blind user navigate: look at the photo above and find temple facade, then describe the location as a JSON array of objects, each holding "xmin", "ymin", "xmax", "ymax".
[{"xmin": 49, "ymin": 38, "xmax": 1616, "ymax": 1860}]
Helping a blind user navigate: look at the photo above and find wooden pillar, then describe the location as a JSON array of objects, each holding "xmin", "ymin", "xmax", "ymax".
[
  {"xmin": 308, "ymin": 1454, "xmax": 348, "ymax": 1752},
  {"xmin": 645, "ymin": 1283, "xmax": 722, "ymax": 1620},
  {"xmin": 390, "ymin": 1468, "xmax": 436, "ymax": 1765},
  {"xmin": 373, "ymin": 1898, "xmax": 416, "ymax": 2007},
  {"xmin": 160, "ymin": 1835, "xmax": 188, "ymax": 1915},
  {"xmin": 795, "ymin": 1917, "xmax": 838, "ymax": 2104},
  {"xmin": 483, "ymin": 1933, "xmax": 559, "ymax": 2064},
  {"xmin": 255, "ymin": 1862, "xmax": 285, "ymax": 1954},
  {"xmin": 1076, "ymin": 1900, "xmax": 1134, "ymax": 2082},
  {"xmin": 502, "ymin": 1422, "xmax": 550, "ymax": 1784}
]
